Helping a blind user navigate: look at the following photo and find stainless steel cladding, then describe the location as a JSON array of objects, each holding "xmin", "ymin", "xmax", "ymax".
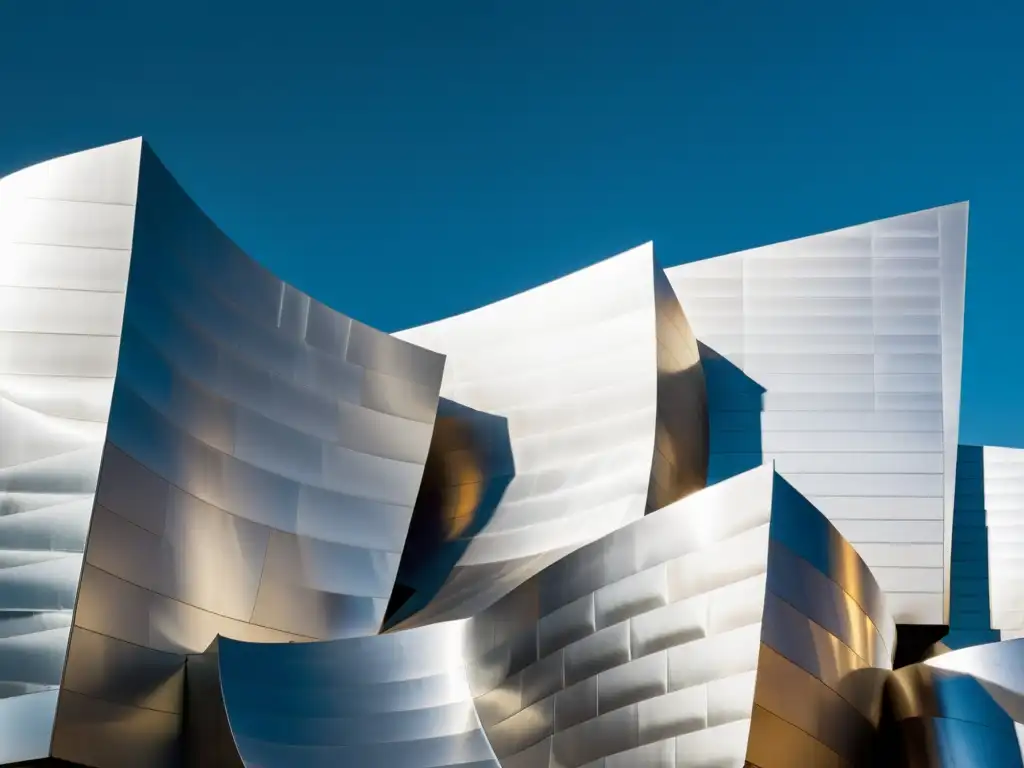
[
  {"xmin": 886, "ymin": 638, "xmax": 1024, "ymax": 766},
  {"xmin": 390, "ymin": 244, "xmax": 709, "ymax": 629},
  {"xmin": 666, "ymin": 204, "xmax": 969, "ymax": 626},
  {"xmin": 948, "ymin": 444, "xmax": 1024, "ymax": 649},
  {"xmin": 0, "ymin": 139, "xmax": 138, "ymax": 764},
  {"xmin": 0, "ymin": 140, "xmax": 445, "ymax": 767},
  {"xmin": 218, "ymin": 622, "xmax": 500, "ymax": 768},
  {"xmin": 464, "ymin": 464, "xmax": 895, "ymax": 768},
  {"xmin": 0, "ymin": 138, "xmax": 991, "ymax": 768}
]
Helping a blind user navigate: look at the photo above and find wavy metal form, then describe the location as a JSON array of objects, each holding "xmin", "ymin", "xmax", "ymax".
[
  {"xmin": 0, "ymin": 140, "xmax": 445, "ymax": 767},
  {"xmin": 0, "ymin": 139, "xmax": 139, "ymax": 763},
  {"xmin": 218, "ymin": 622, "xmax": 500, "ymax": 768},
  {"xmin": 666, "ymin": 204, "xmax": 969, "ymax": 626},
  {"xmin": 886, "ymin": 638, "xmax": 1024, "ymax": 766},
  {"xmin": 463, "ymin": 464, "xmax": 895, "ymax": 768},
  {"xmin": 389, "ymin": 245, "xmax": 708, "ymax": 629}
]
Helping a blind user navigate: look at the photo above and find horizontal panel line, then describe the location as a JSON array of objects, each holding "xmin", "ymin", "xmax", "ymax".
[
  {"xmin": 835, "ymin": 519, "xmax": 943, "ymax": 523},
  {"xmin": 58, "ymin": 685, "xmax": 179, "ymax": 718},
  {"xmin": 0, "ymin": 284, "xmax": 127, "ymax": 295},
  {"xmin": 782, "ymin": 473, "xmax": 944, "ymax": 478},
  {"xmin": 21, "ymin": 196, "xmax": 135, "ymax": 207},
  {"xmin": 77, "ymin": 562, "xmax": 319, "ymax": 643},
  {"xmin": 9, "ymin": 242, "xmax": 131, "ymax": 252},
  {"xmin": 869, "ymin": 565, "xmax": 944, "ymax": 570},
  {"xmin": 0, "ymin": 328, "xmax": 121, "ymax": 339},
  {"xmin": 101, "ymin": 441, "xmax": 409, "ymax": 555}
]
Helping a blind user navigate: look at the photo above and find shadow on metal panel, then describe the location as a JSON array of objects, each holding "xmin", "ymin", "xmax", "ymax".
[
  {"xmin": 698, "ymin": 341, "xmax": 765, "ymax": 487},
  {"xmin": 384, "ymin": 399, "xmax": 514, "ymax": 629},
  {"xmin": 945, "ymin": 445, "xmax": 1000, "ymax": 650}
]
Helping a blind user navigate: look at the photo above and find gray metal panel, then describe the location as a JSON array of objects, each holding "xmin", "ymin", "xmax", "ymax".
[
  {"xmin": 667, "ymin": 204, "xmax": 969, "ymax": 625},
  {"xmin": 8, "ymin": 140, "xmax": 445, "ymax": 766},
  {"xmin": 947, "ymin": 445, "xmax": 1024, "ymax": 647},
  {"xmin": 463, "ymin": 466, "xmax": 774, "ymax": 768},
  {"xmin": 460, "ymin": 465, "xmax": 894, "ymax": 767},
  {"xmin": 0, "ymin": 138, "xmax": 140, "ymax": 758},
  {"xmin": 887, "ymin": 638, "xmax": 1024, "ymax": 767},
  {"xmin": 218, "ymin": 621, "xmax": 500, "ymax": 768},
  {"xmin": 390, "ymin": 244, "xmax": 708, "ymax": 629}
]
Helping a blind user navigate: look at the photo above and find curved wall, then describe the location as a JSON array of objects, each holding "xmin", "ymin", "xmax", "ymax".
[
  {"xmin": 218, "ymin": 622, "xmax": 500, "ymax": 768},
  {"xmin": 887, "ymin": 638, "xmax": 1024, "ymax": 766},
  {"xmin": 390, "ymin": 244, "xmax": 707, "ymax": 629},
  {"xmin": 463, "ymin": 464, "xmax": 894, "ymax": 768},
  {"xmin": 751, "ymin": 472, "xmax": 895, "ymax": 768},
  {"xmin": 29, "ymin": 141, "xmax": 445, "ymax": 767},
  {"xmin": 0, "ymin": 139, "xmax": 139, "ymax": 763},
  {"xmin": 667, "ymin": 203, "xmax": 969, "ymax": 625}
]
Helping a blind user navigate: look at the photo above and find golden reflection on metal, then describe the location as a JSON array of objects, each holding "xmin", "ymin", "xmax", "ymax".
[
  {"xmin": 746, "ymin": 704, "xmax": 844, "ymax": 768},
  {"xmin": 424, "ymin": 416, "xmax": 485, "ymax": 542},
  {"xmin": 880, "ymin": 642, "xmax": 1024, "ymax": 768},
  {"xmin": 752, "ymin": 644, "xmax": 875, "ymax": 766},
  {"xmin": 649, "ymin": 265, "xmax": 709, "ymax": 512}
]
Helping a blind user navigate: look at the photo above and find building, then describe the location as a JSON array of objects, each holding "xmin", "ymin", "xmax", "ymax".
[{"xmin": 0, "ymin": 139, "xmax": 1018, "ymax": 767}]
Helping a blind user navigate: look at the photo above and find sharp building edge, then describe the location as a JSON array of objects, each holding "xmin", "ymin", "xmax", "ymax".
[{"xmin": 0, "ymin": 139, "xmax": 1017, "ymax": 767}]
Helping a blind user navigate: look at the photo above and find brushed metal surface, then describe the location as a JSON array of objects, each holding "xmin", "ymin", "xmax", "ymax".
[
  {"xmin": 463, "ymin": 465, "xmax": 893, "ymax": 768},
  {"xmin": 887, "ymin": 638, "xmax": 1024, "ymax": 767},
  {"xmin": 667, "ymin": 204, "xmax": 969, "ymax": 626},
  {"xmin": 218, "ymin": 621, "xmax": 500, "ymax": 768},
  {"xmin": 390, "ymin": 244, "xmax": 709, "ymax": 630},
  {"xmin": 0, "ymin": 139, "xmax": 444, "ymax": 766}
]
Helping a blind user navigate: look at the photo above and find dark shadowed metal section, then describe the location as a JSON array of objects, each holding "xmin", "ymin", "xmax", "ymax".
[{"xmin": 885, "ymin": 638, "xmax": 1024, "ymax": 766}]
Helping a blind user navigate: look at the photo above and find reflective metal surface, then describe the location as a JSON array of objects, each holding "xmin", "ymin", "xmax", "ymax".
[
  {"xmin": 0, "ymin": 140, "xmax": 994, "ymax": 768},
  {"xmin": 390, "ymin": 244, "xmax": 708, "ymax": 629},
  {"xmin": 0, "ymin": 138, "xmax": 139, "ymax": 762},
  {"xmin": 947, "ymin": 444, "xmax": 1024, "ymax": 650},
  {"xmin": 218, "ymin": 621, "xmax": 500, "ymax": 768},
  {"xmin": 0, "ymin": 140, "xmax": 444, "ymax": 766},
  {"xmin": 463, "ymin": 464, "xmax": 893, "ymax": 768},
  {"xmin": 667, "ymin": 204, "xmax": 969, "ymax": 626},
  {"xmin": 886, "ymin": 638, "xmax": 1024, "ymax": 766}
]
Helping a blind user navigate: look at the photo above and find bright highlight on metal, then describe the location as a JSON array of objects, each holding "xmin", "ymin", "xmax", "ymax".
[{"xmin": 0, "ymin": 139, "xmax": 1017, "ymax": 768}]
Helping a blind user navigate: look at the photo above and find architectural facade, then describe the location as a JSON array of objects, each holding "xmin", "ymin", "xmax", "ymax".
[
  {"xmin": 666, "ymin": 205, "xmax": 968, "ymax": 626},
  {"xmin": 0, "ymin": 139, "xmax": 1018, "ymax": 767}
]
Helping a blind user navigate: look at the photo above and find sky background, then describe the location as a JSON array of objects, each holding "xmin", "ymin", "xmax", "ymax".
[{"xmin": 0, "ymin": 0, "xmax": 1020, "ymax": 446}]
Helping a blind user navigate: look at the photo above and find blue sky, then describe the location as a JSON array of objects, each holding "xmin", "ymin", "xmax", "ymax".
[{"xmin": 0, "ymin": 1, "xmax": 1020, "ymax": 446}]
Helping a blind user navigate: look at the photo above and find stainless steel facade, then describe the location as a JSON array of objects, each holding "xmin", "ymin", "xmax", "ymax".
[
  {"xmin": 947, "ymin": 444, "xmax": 1024, "ymax": 650},
  {"xmin": 886, "ymin": 638, "xmax": 1024, "ymax": 766},
  {"xmin": 389, "ymin": 245, "xmax": 708, "ymax": 630},
  {"xmin": 666, "ymin": 204, "xmax": 969, "ymax": 626},
  {"xmin": 0, "ymin": 139, "xmax": 138, "ymax": 764},
  {"xmin": 0, "ymin": 141, "xmax": 445, "ymax": 766},
  {"xmin": 218, "ymin": 621, "xmax": 500, "ymax": 768},
  {"xmin": 463, "ymin": 464, "xmax": 894, "ymax": 768},
  {"xmin": 3, "ymin": 139, "xmax": 1017, "ymax": 768}
]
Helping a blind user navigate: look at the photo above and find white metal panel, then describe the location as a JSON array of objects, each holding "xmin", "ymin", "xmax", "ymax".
[{"xmin": 667, "ymin": 203, "xmax": 968, "ymax": 624}]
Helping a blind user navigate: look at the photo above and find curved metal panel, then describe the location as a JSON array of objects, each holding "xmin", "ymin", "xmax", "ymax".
[
  {"xmin": 2, "ymin": 140, "xmax": 446, "ymax": 767},
  {"xmin": 390, "ymin": 245, "xmax": 708, "ymax": 629},
  {"xmin": 442, "ymin": 465, "xmax": 773, "ymax": 768},
  {"xmin": 460, "ymin": 465, "xmax": 893, "ymax": 768},
  {"xmin": 667, "ymin": 203, "xmax": 969, "ymax": 626},
  {"xmin": 0, "ymin": 138, "xmax": 140, "ymax": 760},
  {"xmin": 218, "ymin": 622, "xmax": 500, "ymax": 768},
  {"xmin": 886, "ymin": 638, "xmax": 1024, "ymax": 767}
]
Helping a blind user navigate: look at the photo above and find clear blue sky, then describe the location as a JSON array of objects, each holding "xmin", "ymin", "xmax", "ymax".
[{"xmin": 0, "ymin": 1, "xmax": 1020, "ymax": 446}]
